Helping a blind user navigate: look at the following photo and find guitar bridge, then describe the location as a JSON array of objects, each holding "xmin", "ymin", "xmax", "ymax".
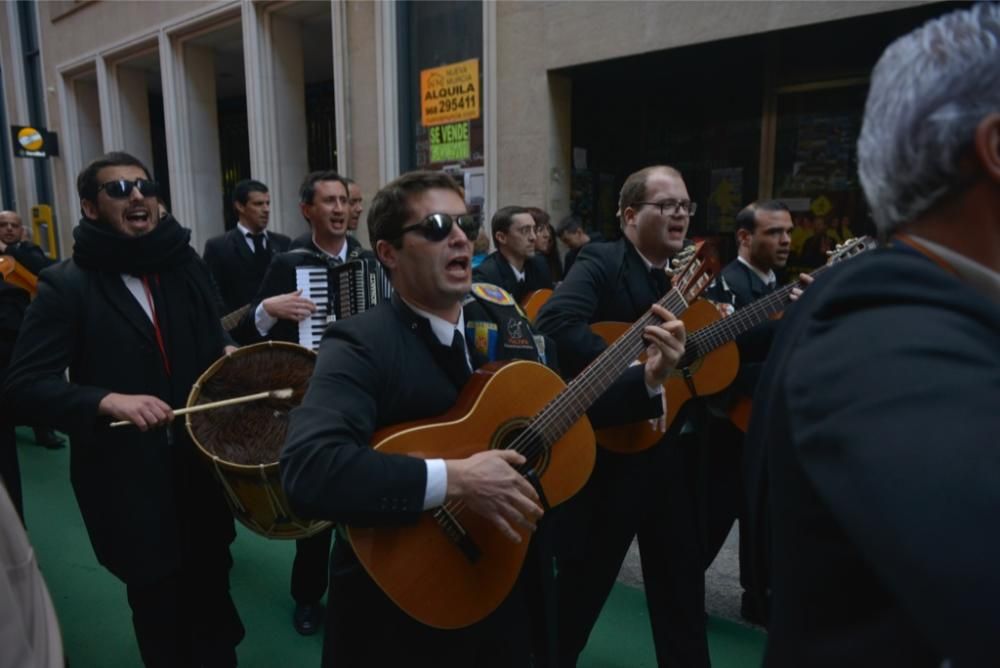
[{"xmin": 433, "ymin": 507, "xmax": 482, "ymax": 563}]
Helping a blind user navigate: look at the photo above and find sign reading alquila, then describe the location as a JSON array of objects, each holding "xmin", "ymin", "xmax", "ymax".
[{"xmin": 420, "ymin": 59, "xmax": 480, "ymax": 127}]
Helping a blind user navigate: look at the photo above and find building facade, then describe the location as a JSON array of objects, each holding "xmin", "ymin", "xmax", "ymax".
[{"xmin": 0, "ymin": 0, "xmax": 947, "ymax": 259}]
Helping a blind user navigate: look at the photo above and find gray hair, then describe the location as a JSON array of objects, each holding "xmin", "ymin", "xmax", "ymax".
[{"xmin": 857, "ymin": 3, "xmax": 1000, "ymax": 235}]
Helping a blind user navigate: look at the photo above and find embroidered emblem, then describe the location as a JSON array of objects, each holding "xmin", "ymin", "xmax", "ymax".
[
  {"xmin": 504, "ymin": 317, "xmax": 534, "ymax": 350},
  {"xmin": 472, "ymin": 283, "xmax": 515, "ymax": 306},
  {"xmin": 466, "ymin": 321, "xmax": 499, "ymax": 359}
]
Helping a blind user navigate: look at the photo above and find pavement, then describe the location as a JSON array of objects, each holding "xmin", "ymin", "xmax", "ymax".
[{"xmin": 618, "ymin": 525, "xmax": 756, "ymax": 627}]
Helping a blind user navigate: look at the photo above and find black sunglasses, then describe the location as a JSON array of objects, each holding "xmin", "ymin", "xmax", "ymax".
[
  {"xmin": 98, "ymin": 178, "xmax": 159, "ymax": 200},
  {"xmin": 397, "ymin": 213, "xmax": 481, "ymax": 242}
]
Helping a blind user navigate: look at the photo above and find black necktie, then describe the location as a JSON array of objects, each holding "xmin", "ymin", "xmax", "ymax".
[
  {"xmin": 441, "ymin": 330, "xmax": 471, "ymax": 388},
  {"xmin": 249, "ymin": 233, "xmax": 269, "ymax": 267},
  {"xmin": 649, "ymin": 267, "xmax": 669, "ymax": 296}
]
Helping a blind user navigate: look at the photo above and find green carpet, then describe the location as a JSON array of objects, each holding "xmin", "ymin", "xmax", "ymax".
[{"xmin": 15, "ymin": 428, "xmax": 764, "ymax": 667}]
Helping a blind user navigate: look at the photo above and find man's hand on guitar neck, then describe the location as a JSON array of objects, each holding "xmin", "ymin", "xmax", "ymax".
[
  {"xmin": 642, "ymin": 304, "xmax": 687, "ymax": 388},
  {"xmin": 445, "ymin": 450, "xmax": 544, "ymax": 544},
  {"xmin": 789, "ymin": 273, "xmax": 814, "ymax": 302}
]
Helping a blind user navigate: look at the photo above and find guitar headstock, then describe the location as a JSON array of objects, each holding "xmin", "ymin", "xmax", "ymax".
[
  {"xmin": 668, "ymin": 241, "xmax": 721, "ymax": 304},
  {"xmin": 825, "ymin": 236, "xmax": 878, "ymax": 266}
]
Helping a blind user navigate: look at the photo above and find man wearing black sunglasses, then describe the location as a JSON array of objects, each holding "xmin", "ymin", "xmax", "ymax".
[
  {"xmin": 473, "ymin": 205, "xmax": 554, "ymax": 303},
  {"xmin": 4, "ymin": 151, "xmax": 244, "ymax": 666},
  {"xmin": 280, "ymin": 170, "xmax": 685, "ymax": 667}
]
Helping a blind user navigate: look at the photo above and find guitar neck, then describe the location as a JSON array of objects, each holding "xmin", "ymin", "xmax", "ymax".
[
  {"xmin": 220, "ymin": 303, "xmax": 251, "ymax": 331},
  {"xmin": 683, "ymin": 263, "xmax": 833, "ymax": 364},
  {"xmin": 530, "ymin": 288, "xmax": 688, "ymax": 444}
]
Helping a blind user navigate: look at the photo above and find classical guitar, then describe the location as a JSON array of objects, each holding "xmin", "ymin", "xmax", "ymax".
[
  {"xmin": 519, "ymin": 288, "xmax": 552, "ymax": 322},
  {"xmin": 593, "ymin": 237, "xmax": 878, "ymax": 449},
  {"xmin": 346, "ymin": 243, "xmax": 717, "ymax": 630}
]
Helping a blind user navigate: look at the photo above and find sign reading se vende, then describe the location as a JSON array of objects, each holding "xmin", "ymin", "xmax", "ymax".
[{"xmin": 420, "ymin": 59, "xmax": 480, "ymax": 128}]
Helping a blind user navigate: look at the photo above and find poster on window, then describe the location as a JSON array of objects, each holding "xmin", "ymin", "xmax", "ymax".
[{"xmin": 420, "ymin": 59, "xmax": 481, "ymax": 127}]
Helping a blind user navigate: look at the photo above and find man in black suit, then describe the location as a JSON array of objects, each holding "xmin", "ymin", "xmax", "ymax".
[
  {"xmin": 235, "ymin": 171, "xmax": 367, "ymax": 347},
  {"xmin": 291, "ymin": 176, "xmax": 364, "ymax": 248},
  {"xmin": 3, "ymin": 151, "xmax": 243, "ymax": 666},
  {"xmin": 0, "ymin": 210, "xmax": 53, "ymax": 276},
  {"xmin": 555, "ymin": 215, "xmax": 600, "ymax": 277},
  {"xmin": 0, "ymin": 210, "xmax": 65, "ymax": 449},
  {"xmin": 0, "ymin": 277, "xmax": 30, "ymax": 519},
  {"xmin": 701, "ymin": 200, "xmax": 801, "ymax": 624},
  {"xmin": 536, "ymin": 165, "xmax": 710, "ymax": 667},
  {"xmin": 233, "ymin": 170, "xmax": 367, "ymax": 635},
  {"xmin": 280, "ymin": 170, "xmax": 685, "ymax": 667},
  {"xmin": 747, "ymin": 5, "xmax": 1000, "ymax": 666},
  {"xmin": 202, "ymin": 179, "xmax": 291, "ymax": 315},
  {"xmin": 473, "ymin": 205, "xmax": 553, "ymax": 303}
]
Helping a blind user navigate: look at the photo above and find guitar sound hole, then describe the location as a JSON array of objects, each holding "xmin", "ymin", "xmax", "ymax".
[{"xmin": 491, "ymin": 419, "xmax": 550, "ymax": 479}]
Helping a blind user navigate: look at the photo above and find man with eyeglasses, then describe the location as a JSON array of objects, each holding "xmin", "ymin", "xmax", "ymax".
[
  {"xmin": 536, "ymin": 164, "xmax": 711, "ymax": 667},
  {"xmin": 203, "ymin": 179, "xmax": 291, "ymax": 315},
  {"xmin": 230, "ymin": 170, "xmax": 369, "ymax": 636},
  {"xmin": 280, "ymin": 170, "xmax": 685, "ymax": 667},
  {"xmin": 3, "ymin": 151, "xmax": 245, "ymax": 666},
  {"xmin": 473, "ymin": 205, "xmax": 554, "ymax": 303}
]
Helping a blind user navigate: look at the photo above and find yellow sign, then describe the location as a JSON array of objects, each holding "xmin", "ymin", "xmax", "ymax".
[
  {"xmin": 17, "ymin": 127, "xmax": 44, "ymax": 151},
  {"xmin": 420, "ymin": 59, "xmax": 480, "ymax": 127},
  {"xmin": 810, "ymin": 195, "xmax": 833, "ymax": 217}
]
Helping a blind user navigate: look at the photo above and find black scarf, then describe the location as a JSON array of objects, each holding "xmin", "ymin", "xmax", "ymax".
[
  {"xmin": 73, "ymin": 214, "xmax": 193, "ymax": 274},
  {"xmin": 73, "ymin": 214, "xmax": 225, "ymax": 408}
]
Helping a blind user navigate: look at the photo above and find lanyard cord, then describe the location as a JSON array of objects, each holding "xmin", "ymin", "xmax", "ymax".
[
  {"xmin": 140, "ymin": 275, "xmax": 172, "ymax": 377},
  {"xmin": 894, "ymin": 233, "xmax": 959, "ymax": 276}
]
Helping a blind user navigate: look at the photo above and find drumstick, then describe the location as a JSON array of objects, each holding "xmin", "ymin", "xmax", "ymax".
[{"xmin": 109, "ymin": 388, "xmax": 295, "ymax": 428}]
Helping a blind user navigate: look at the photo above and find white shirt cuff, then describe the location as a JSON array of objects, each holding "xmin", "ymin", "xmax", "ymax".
[
  {"xmin": 254, "ymin": 303, "xmax": 278, "ymax": 337},
  {"xmin": 422, "ymin": 458, "xmax": 447, "ymax": 510},
  {"xmin": 630, "ymin": 360, "xmax": 664, "ymax": 397}
]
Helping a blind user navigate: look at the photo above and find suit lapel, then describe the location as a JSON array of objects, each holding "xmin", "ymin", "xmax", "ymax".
[
  {"xmin": 621, "ymin": 243, "xmax": 658, "ymax": 317},
  {"xmin": 96, "ymin": 272, "xmax": 157, "ymax": 345},
  {"xmin": 228, "ymin": 228, "xmax": 254, "ymax": 264}
]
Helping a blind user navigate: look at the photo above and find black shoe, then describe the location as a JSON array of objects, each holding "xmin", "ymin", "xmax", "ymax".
[
  {"xmin": 33, "ymin": 428, "xmax": 65, "ymax": 449},
  {"xmin": 293, "ymin": 603, "xmax": 324, "ymax": 636}
]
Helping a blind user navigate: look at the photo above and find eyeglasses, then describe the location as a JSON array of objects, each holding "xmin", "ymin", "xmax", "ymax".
[
  {"xmin": 97, "ymin": 178, "xmax": 159, "ymax": 200},
  {"xmin": 635, "ymin": 199, "xmax": 697, "ymax": 217},
  {"xmin": 397, "ymin": 213, "xmax": 481, "ymax": 243}
]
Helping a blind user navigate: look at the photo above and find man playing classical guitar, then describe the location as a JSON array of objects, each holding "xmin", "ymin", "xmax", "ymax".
[
  {"xmin": 536, "ymin": 164, "xmax": 709, "ymax": 667},
  {"xmin": 280, "ymin": 170, "xmax": 685, "ymax": 667},
  {"xmin": 747, "ymin": 5, "xmax": 1000, "ymax": 665},
  {"xmin": 701, "ymin": 200, "xmax": 807, "ymax": 624}
]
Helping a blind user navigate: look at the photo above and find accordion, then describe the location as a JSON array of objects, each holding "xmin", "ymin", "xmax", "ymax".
[{"xmin": 295, "ymin": 258, "xmax": 393, "ymax": 350}]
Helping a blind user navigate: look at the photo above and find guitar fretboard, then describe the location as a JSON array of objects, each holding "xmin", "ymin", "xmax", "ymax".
[{"xmin": 523, "ymin": 288, "xmax": 689, "ymax": 452}]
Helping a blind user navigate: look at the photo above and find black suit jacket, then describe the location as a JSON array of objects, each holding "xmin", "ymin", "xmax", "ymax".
[
  {"xmin": 535, "ymin": 238, "xmax": 666, "ymax": 380},
  {"xmin": 2, "ymin": 258, "xmax": 233, "ymax": 585},
  {"xmin": 3, "ymin": 240, "xmax": 56, "ymax": 276},
  {"xmin": 746, "ymin": 246, "xmax": 1000, "ymax": 667},
  {"xmin": 231, "ymin": 236, "xmax": 367, "ymax": 345},
  {"xmin": 203, "ymin": 227, "xmax": 291, "ymax": 313},
  {"xmin": 473, "ymin": 252, "xmax": 553, "ymax": 303},
  {"xmin": 705, "ymin": 259, "xmax": 782, "ymax": 396}
]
